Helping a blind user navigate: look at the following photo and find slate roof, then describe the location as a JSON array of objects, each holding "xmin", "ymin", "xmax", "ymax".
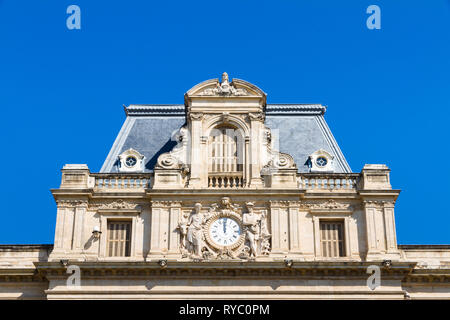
[{"xmin": 100, "ymin": 104, "xmax": 351, "ymax": 173}]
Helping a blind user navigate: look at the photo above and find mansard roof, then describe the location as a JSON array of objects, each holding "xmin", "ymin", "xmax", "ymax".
[{"xmin": 101, "ymin": 104, "xmax": 351, "ymax": 173}]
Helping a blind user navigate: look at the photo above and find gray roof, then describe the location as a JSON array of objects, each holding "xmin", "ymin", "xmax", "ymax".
[{"xmin": 100, "ymin": 104, "xmax": 351, "ymax": 173}]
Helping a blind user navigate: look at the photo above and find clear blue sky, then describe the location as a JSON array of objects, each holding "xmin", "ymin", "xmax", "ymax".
[{"xmin": 0, "ymin": 1, "xmax": 449, "ymax": 244}]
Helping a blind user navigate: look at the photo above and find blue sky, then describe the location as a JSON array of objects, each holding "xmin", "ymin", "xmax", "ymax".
[{"xmin": 0, "ymin": 1, "xmax": 449, "ymax": 244}]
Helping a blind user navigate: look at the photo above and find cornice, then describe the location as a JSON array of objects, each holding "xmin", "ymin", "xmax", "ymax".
[
  {"xmin": 266, "ymin": 104, "xmax": 326, "ymax": 116},
  {"xmin": 35, "ymin": 261, "xmax": 416, "ymax": 279},
  {"xmin": 122, "ymin": 104, "xmax": 328, "ymax": 117},
  {"xmin": 125, "ymin": 104, "xmax": 185, "ymax": 117}
]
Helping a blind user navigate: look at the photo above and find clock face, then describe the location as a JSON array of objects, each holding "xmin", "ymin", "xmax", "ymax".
[{"xmin": 209, "ymin": 217, "xmax": 241, "ymax": 247}]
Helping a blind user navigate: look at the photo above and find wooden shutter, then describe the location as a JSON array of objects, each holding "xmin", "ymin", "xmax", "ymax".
[
  {"xmin": 209, "ymin": 127, "xmax": 242, "ymax": 173},
  {"xmin": 320, "ymin": 221, "xmax": 345, "ymax": 257},
  {"xmin": 107, "ymin": 221, "xmax": 132, "ymax": 257}
]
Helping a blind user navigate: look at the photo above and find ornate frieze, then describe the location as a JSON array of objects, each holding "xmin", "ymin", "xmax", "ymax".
[
  {"xmin": 269, "ymin": 200, "xmax": 352, "ymax": 211},
  {"xmin": 363, "ymin": 200, "xmax": 395, "ymax": 208},
  {"xmin": 306, "ymin": 199, "xmax": 351, "ymax": 210},
  {"xmin": 269, "ymin": 200, "xmax": 290, "ymax": 207},
  {"xmin": 56, "ymin": 199, "xmax": 88, "ymax": 208},
  {"xmin": 89, "ymin": 199, "xmax": 141, "ymax": 210},
  {"xmin": 151, "ymin": 201, "xmax": 182, "ymax": 208}
]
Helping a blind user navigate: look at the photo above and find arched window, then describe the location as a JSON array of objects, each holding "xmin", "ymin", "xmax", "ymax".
[
  {"xmin": 208, "ymin": 126, "xmax": 243, "ymax": 173},
  {"xmin": 208, "ymin": 126, "xmax": 244, "ymax": 188}
]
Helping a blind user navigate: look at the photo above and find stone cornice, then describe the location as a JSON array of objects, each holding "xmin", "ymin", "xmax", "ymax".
[
  {"xmin": 125, "ymin": 104, "xmax": 185, "ymax": 117},
  {"xmin": 266, "ymin": 104, "xmax": 326, "ymax": 116},
  {"xmin": 35, "ymin": 261, "xmax": 416, "ymax": 280},
  {"xmin": 122, "ymin": 104, "xmax": 328, "ymax": 117}
]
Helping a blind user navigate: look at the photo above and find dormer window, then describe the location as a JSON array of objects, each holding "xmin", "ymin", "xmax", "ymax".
[
  {"xmin": 308, "ymin": 149, "xmax": 334, "ymax": 172},
  {"xmin": 125, "ymin": 156, "xmax": 137, "ymax": 168},
  {"xmin": 316, "ymin": 157, "xmax": 328, "ymax": 167},
  {"xmin": 208, "ymin": 126, "xmax": 244, "ymax": 188},
  {"xmin": 118, "ymin": 148, "xmax": 145, "ymax": 172},
  {"xmin": 208, "ymin": 126, "xmax": 243, "ymax": 173}
]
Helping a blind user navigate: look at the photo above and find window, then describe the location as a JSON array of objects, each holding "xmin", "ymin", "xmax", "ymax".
[
  {"xmin": 320, "ymin": 220, "xmax": 345, "ymax": 257},
  {"xmin": 208, "ymin": 126, "xmax": 243, "ymax": 173},
  {"xmin": 107, "ymin": 220, "xmax": 132, "ymax": 257},
  {"xmin": 125, "ymin": 156, "xmax": 137, "ymax": 168},
  {"xmin": 316, "ymin": 157, "xmax": 328, "ymax": 167}
]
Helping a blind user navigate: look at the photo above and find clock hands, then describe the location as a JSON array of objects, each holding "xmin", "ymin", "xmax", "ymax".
[{"xmin": 223, "ymin": 218, "xmax": 227, "ymax": 234}]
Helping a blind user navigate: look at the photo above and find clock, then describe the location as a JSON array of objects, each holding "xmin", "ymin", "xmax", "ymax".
[{"xmin": 208, "ymin": 217, "xmax": 241, "ymax": 247}]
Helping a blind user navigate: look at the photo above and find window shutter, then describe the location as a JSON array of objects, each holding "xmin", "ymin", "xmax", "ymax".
[
  {"xmin": 320, "ymin": 221, "xmax": 345, "ymax": 257},
  {"xmin": 107, "ymin": 221, "xmax": 132, "ymax": 257}
]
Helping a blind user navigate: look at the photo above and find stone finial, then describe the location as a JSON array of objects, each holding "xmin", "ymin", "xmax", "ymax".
[{"xmin": 221, "ymin": 72, "xmax": 229, "ymax": 84}]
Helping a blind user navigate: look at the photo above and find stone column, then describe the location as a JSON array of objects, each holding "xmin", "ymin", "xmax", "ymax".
[
  {"xmin": 53, "ymin": 206, "xmax": 66, "ymax": 252},
  {"xmin": 249, "ymin": 113, "xmax": 264, "ymax": 188},
  {"xmin": 269, "ymin": 201, "xmax": 289, "ymax": 256},
  {"xmin": 363, "ymin": 201, "xmax": 379, "ymax": 257},
  {"xmin": 383, "ymin": 201, "xmax": 401, "ymax": 258},
  {"xmin": 288, "ymin": 203, "xmax": 302, "ymax": 254},
  {"xmin": 72, "ymin": 203, "xmax": 87, "ymax": 253},
  {"xmin": 148, "ymin": 201, "xmax": 170, "ymax": 257},
  {"xmin": 49, "ymin": 200, "xmax": 88, "ymax": 260},
  {"xmin": 188, "ymin": 113, "xmax": 204, "ymax": 188},
  {"xmin": 168, "ymin": 202, "xmax": 182, "ymax": 255},
  {"xmin": 244, "ymin": 136, "xmax": 250, "ymax": 187}
]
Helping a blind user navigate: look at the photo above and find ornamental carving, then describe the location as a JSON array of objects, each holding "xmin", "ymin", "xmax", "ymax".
[
  {"xmin": 177, "ymin": 197, "xmax": 271, "ymax": 260},
  {"xmin": 269, "ymin": 200, "xmax": 290, "ymax": 207},
  {"xmin": 97, "ymin": 199, "xmax": 140, "ymax": 210},
  {"xmin": 189, "ymin": 112, "xmax": 204, "ymax": 121},
  {"xmin": 305, "ymin": 199, "xmax": 350, "ymax": 210},
  {"xmin": 363, "ymin": 200, "xmax": 396, "ymax": 208},
  {"xmin": 261, "ymin": 125, "xmax": 297, "ymax": 173},
  {"xmin": 57, "ymin": 199, "xmax": 88, "ymax": 208},
  {"xmin": 151, "ymin": 201, "xmax": 182, "ymax": 207},
  {"xmin": 248, "ymin": 112, "xmax": 265, "ymax": 122},
  {"xmin": 155, "ymin": 126, "xmax": 189, "ymax": 173},
  {"xmin": 198, "ymin": 72, "xmax": 248, "ymax": 96}
]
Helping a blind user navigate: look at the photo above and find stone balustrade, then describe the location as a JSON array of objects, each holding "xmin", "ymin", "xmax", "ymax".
[
  {"xmin": 92, "ymin": 173, "xmax": 151, "ymax": 190},
  {"xmin": 208, "ymin": 172, "xmax": 245, "ymax": 188},
  {"xmin": 298, "ymin": 173, "xmax": 360, "ymax": 190},
  {"xmin": 61, "ymin": 166, "xmax": 384, "ymax": 192}
]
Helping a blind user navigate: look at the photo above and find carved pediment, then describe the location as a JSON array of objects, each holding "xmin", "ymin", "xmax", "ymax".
[{"xmin": 186, "ymin": 72, "xmax": 265, "ymax": 97}]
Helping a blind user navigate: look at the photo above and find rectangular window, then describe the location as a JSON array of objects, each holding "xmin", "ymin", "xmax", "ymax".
[
  {"xmin": 107, "ymin": 220, "xmax": 132, "ymax": 257},
  {"xmin": 320, "ymin": 220, "xmax": 345, "ymax": 257}
]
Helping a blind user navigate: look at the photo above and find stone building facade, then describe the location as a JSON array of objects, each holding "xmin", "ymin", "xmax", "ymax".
[{"xmin": 1, "ymin": 73, "xmax": 449, "ymax": 299}]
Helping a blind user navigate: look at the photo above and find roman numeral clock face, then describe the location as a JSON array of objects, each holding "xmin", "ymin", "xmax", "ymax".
[{"xmin": 209, "ymin": 217, "xmax": 241, "ymax": 247}]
